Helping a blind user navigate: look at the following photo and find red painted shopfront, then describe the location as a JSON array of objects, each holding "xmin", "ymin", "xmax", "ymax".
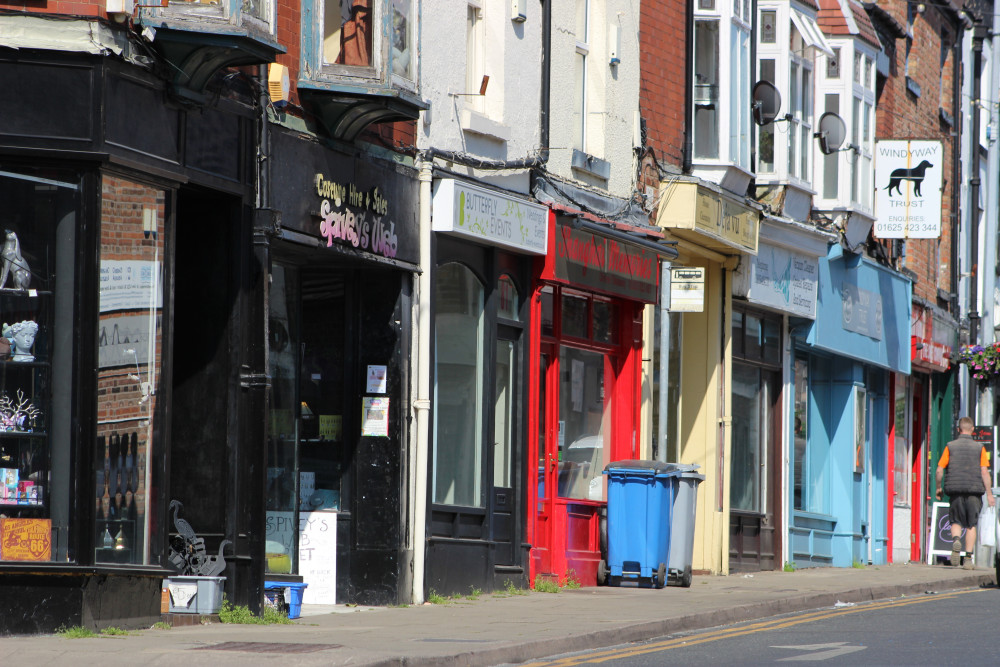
[{"xmin": 527, "ymin": 211, "xmax": 672, "ymax": 585}]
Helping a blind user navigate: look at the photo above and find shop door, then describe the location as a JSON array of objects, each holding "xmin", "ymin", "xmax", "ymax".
[
  {"xmin": 532, "ymin": 343, "xmax": 557, "ymax": 577},
  {"xmin": 729, "ymin": 363, "xmax": 779, "ymax": 572},
  {"xmin": 492, "ymin": 329, "xmax": 521, "ymax": 566}
]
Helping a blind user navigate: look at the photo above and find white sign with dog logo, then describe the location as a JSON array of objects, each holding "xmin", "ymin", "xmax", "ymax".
[{"xmin": 874, "ymin": 140, "xmax": 943, "ymax": 239}]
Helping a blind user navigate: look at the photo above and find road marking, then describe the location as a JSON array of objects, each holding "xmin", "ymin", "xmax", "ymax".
[
  {"xmin": 773, "ymin": 642, "xmax": 866, "ymax": 661},
  {"xmin": 520, "ymin": 589, "xmax": 982, "ymax": 666}
]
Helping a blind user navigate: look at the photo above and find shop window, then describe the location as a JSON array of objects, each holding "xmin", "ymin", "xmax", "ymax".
[
  {"xmin": 561, "ymin": 291, "xmax": 589, "ymax": 339},
  {"xmin": 540, "ymin": 285, "xmax": 554, "ymax": 337},
  {"xmin": 265, "ymin": 266, "xmax": 349, "ymax": 575},
  {"xmin": 592, "ymin": 299, "xmax": 616, "ymax": 344},
  {"xmin": 731, "ymin": 363, "xmax": 764, "ymax": 512},
  {"xmin": 95, "ymin": 175, "xmax": 165, "ymax": 566},
  {"xmin": 793, "ymin": 357, "xmax": 808, "ymax": 511},
  {"xmin": 0, "ymin": 167, "xmax": 79, "ymax": 564},
  {"xmin": 893, "ymin": 376, "xmax": 910, "ymax": 506},
  {"xmin": 557, "ymin": 346, "xmax": 610, "ymax": 501},
  {"xmin": 498, "ymin": 274, "xmax": 520, "ymax": 322},
  {"xmin": 494, "ymin": 339, "xmax": 516, "ymax": 488},
  {"xmin": 853, "ymin": 385, "xmax": 867, "ymax": 473},
  {"xmin": 433, "ymin": 263, "xmax": 485, "ymax": 507}
]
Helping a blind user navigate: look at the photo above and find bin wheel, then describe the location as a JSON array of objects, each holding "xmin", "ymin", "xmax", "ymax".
[
  {"xmin": 994, "ymin": 553, "xmax": 1000, "ymax": 588},
  {"xmin": 655, "ymin": 563, "xmax": 666, "ymax": 588},
  {"xmin": 597, "ymin": 559, "xmax": 609, "ymax": 586},
  {"xmin": 679, "ymin": 567, "xmax": 693, "ymax": 588}
]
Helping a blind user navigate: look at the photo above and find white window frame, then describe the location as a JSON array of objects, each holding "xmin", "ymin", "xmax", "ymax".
[
  {"xmin": 466, "ymin": 1, "xmax": 486, "ymax": 114},
  {"xmin": 851, "ymin": 48, "xmax": 876, "ymax": 212},
  {"xmin": 575, "ymin": 0, "xmax": 591, "ymax": 152}
]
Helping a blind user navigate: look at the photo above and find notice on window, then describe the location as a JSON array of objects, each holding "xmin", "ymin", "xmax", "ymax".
[
  {"xmin": 361, "ymin": 397, "xmax": 390, "ymax": 437},
  {"xmin": 366, "ymin": 365, "xmax": 388, "ymax": 394}
]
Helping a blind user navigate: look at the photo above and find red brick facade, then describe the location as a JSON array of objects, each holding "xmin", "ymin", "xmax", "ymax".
[
  {"xmin": 873, "ymin": 1, "xmax": 960, "ymax": 304},
  {"xmin": 639, "ymin": 0, "xmax": 688, "ymax": 179}
]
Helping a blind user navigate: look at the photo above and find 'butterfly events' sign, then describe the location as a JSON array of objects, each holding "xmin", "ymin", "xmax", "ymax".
[{"xmin": 874, "ymin": 140, "xmax": 943, "ymax": 239}]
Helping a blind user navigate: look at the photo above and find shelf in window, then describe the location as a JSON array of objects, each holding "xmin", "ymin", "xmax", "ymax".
[
  {"xmin": 0, "ymin": 288, "xmax": 52, "ymax": 298},
  {"xmin": 0, "ymin": 430, "xmax": 47, "ymax": 439},
  {"xmin": 0, "ymin": 360, "xmax": 51, "ymax": 369}
]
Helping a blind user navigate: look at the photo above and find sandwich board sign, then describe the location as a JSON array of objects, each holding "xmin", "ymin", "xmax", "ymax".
[{"xmin": 874, "ymin": 140, "xmax": 942, "ymax": 239}]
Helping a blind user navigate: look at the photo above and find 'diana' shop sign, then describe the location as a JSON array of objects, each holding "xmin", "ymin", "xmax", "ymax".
[{"xmin": 314, "ymin": 174, "xmax": 399, "ymax": 259}]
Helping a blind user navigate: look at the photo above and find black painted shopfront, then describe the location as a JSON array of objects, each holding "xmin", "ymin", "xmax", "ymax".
[
  {"xmin": 0, "ymin": 50, "xmax": 267, "ymax": 633},
  {"xmin": 263, "ymin": 125, "xmax": 418, "ymax": 606}
]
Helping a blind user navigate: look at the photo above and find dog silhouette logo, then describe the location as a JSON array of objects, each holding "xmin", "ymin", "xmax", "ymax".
[{"xmin": 883, "ymin": 160, "xmax": 933, "ymax": 197}]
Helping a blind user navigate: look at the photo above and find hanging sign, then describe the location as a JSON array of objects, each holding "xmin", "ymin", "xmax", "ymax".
[
  {"xmin": 669, "ymin": 267, "xmax": 705, "ymax": 312},
  {"xmin": 874, "ymin": 140, "xmax": 943, "ymax": 239}
]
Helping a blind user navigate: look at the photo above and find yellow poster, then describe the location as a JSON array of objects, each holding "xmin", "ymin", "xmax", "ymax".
[{"xmin": 1, "ymin": 518, "xmax": 52, "ymax": 561}]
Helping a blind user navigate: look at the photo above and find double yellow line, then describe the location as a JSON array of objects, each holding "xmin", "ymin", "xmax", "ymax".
[{"xmin": 521, "ymin": 589, "xmax": 983, "ymax": 666}]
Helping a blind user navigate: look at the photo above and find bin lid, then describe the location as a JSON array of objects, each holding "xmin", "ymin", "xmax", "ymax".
[
  {"xmin": 603, "ymin": 459, "xmax": 676, "ymax": 475},
  {"xmin": 665, "ymin": 462, "xmax": 701, "ymax": 473}
]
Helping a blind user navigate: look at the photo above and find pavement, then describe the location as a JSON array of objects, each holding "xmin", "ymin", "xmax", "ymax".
[{"xmin": 0, "ymin": 563, "xmax": 994, "ymax": 666}]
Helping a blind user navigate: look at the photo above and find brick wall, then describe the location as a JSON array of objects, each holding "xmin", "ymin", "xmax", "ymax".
[
  {"xmin": 874, "ymin": 2, "xmax": 959, "ymax": 304},
  {"xmin": 639, "ymin": 0, "xmax": 688, "ymax": 173}
]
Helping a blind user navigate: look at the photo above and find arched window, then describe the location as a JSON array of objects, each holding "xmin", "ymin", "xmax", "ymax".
[{"xmin": 433, "ymin": 263, "xmax": 485, "ymax": 506}]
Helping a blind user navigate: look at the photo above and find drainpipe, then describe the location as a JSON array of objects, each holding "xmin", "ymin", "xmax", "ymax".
[
  {"xmin": 968, "ymin": 21, "xmax": 984, "ymax": 418},
  {"xmin": 657, "ymin": 261, "xmax": 671, "ymax": 462},
  {"xmin": 981, "ymin": 19, "xmax": 1000, "ymax": 426},
  {"xmin": 540, "ymin": 0, "xmax": 551, "ymax": 162},
  {"xmin": 411, "ymin": 156, "xmax": 433, "ymax": 605},
  {"xmin": 683, "ymin": 0, "xmax": 693, "ymax": 173}
]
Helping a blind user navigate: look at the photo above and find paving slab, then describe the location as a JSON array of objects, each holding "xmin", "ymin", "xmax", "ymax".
[{"xmin": 0, "ymin": 564, "xmax": 992, "ymax": 667}]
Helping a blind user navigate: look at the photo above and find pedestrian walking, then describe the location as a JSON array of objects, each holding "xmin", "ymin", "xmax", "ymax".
[{"xmin": 935, "ymin": 416, "xmax": 995, "ymax": 568}]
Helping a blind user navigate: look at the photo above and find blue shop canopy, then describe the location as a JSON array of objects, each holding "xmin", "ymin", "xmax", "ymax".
[{"xmin": 804, "ymin": 245, "xmax": 911, "ymax": 374}]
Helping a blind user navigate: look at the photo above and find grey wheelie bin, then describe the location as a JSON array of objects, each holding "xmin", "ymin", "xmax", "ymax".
[{"xmin": 667, "ymin": 464, "xmax": 704, "ymax": 587}]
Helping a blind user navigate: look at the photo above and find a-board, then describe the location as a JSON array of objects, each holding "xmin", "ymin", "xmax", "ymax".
[{"xmin": 927, "ymin": 501, "xmax": 968, "ymax": 563}]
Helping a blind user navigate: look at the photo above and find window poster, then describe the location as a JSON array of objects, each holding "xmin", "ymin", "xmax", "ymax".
[{"xmin": 361, "ymin": 397, "xmax": 390, "ymax": 437}]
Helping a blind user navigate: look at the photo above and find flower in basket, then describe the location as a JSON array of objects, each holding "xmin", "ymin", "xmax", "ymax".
[{"xmin": 957, "ymin": 343, "xmax": 1000, "ymax": 380}]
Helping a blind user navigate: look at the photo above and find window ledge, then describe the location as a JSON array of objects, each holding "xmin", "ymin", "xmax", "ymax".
[
  {"xmin": 459, "ymin": 108, "xmax": 511, "ymax": 142},
  {"xmin": 905, "ymin": 76, "xmax": 922, "ymax": 98},
  {"xmin": 571, "ymin": 149, "xmax": 611, "ymax": 180},
  {"xmin": 939, "ymin": 107, "xmax": 954, "ymax": 127}
]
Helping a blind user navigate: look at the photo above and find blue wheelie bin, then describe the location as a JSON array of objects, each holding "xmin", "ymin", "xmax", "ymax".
[{"xmin": 600, "ymin": 460, "xmax": 679, "ymax": 588}]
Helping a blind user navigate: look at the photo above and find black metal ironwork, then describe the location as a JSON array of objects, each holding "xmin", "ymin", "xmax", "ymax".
[{"xmin": 167, "ymin": 499, "xmax": 231, "ymax": 576}]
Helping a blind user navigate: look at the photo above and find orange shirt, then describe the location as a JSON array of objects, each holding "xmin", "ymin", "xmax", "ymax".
[{"xmin": 938, "ymin": 445, "xmax": 990, "ymax": 468}]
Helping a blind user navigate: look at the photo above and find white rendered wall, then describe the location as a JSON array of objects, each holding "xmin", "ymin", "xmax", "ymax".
[
  {"xmin": 546, "ymin": 0, "xmax": 641, "ymax": 199},
  {"xmin": 417, "ymin": 0, "xmax": 543, "ymax": 194}
]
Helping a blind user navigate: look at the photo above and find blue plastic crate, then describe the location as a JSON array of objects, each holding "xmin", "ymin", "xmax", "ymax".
[{"xmin": 264, "ymin": 580, "xmax": 308, "ymax": 619}]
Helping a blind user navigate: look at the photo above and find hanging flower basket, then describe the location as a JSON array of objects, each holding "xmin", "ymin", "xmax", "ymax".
[{"xmin": 957, "ymin": 343, "xmax": 1000, "ymax": 381}]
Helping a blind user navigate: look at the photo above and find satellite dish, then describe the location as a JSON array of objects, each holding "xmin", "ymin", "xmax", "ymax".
[
  {"xmin": 751, "ymin": 81, "xmax": 782, "ymax": 126},
  {"xmin": 815, "ymin": 112, "xmax": 848, "ymax": 154}
]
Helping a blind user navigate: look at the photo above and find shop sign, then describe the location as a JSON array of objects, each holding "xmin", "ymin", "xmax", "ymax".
[
  {"xmin": 841, "ymin": 283, "xmax": 883, "ymax": 340},
  {"xmin": 748, "ymin": 245, "xmax": 818, "ymax": 318},
  {"xmin": 269, "ymin": 128, "xmax": 419, "ymax": 266},
  {"xmin": 669, "ymin": 267, "xmax": 705, "ymax": 312},
  {"xmin": 874, "ymin": 140, "xmax": 943, "ymax": 239},
  {"xmin": 694, "ymin": 196, "xmax": 757, "ymax": 253},
  {"xmin": 553, "ymin": 222, "xmax": 659, "ymax": 302},
  {"xmin": 0, "ymin": 518, "xmax": 51, "ymax": 561},
  {"xmin": 911, "ymin": 304, "xmax": 952, "ymax": 372},
  {"xmin": 656, "ymin": 181, "xmax": 758, "ymax": 254},
  {"xmin": 315, "ymin": 174, "xmax": 400, "ymax": 259},
  {"xmin": 432, "ymin": 179, "xmax": 548, "ymax": 255}
]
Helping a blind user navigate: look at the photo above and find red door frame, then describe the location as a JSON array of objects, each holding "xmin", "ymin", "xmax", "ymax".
[{"xmin": 526, "ymin": 284, "xmax": 644, "ymax": 585}]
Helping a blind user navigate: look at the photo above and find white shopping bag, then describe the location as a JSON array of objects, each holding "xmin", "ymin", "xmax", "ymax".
[{"xmin": 978, "ymin": 503, "xmax": 996, "ymax": 548}]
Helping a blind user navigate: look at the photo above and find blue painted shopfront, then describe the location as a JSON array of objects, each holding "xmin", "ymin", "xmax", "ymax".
[{"xmin": 790, "ymin": 246, "xmax": 910, "ymax": 568}]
